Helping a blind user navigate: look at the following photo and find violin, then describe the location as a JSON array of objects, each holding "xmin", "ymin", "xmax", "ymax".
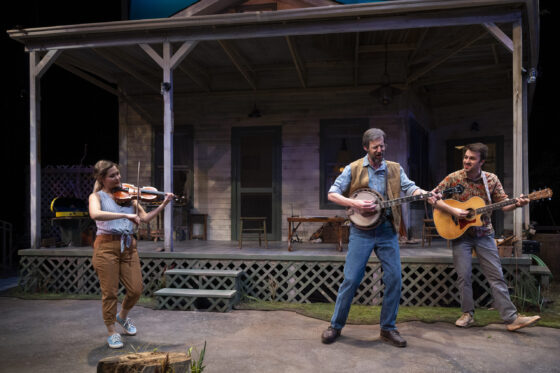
[{"xmin": 113, "ymin": 183, "xmax": 183, "ymax": 204}]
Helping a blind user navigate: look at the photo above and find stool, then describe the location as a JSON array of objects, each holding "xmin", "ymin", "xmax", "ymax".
[
  {"xmin": 189, "ymin": 213, "xmax": 208, "ymax": 240},
  {"xmin": 239, "ymin": 217, "xmax": 267, "ymax": 249}
]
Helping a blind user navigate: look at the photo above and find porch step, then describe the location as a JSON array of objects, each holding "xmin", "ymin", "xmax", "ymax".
[
  {"xmin": 156, "ymin": 268, "xmax": 244, "ymax": 312},
  {"xmin": 155, "ymin": 288, "xmax": 238, "ymax": 312},
  {"xmin": 164, "ymin": 269, "xmax": 243, "ymax": 291}
]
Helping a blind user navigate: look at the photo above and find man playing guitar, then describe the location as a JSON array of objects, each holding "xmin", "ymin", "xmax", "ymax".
[{"xmin": 431, "ymin": 142, "xmax": 540, "ymax": 331}]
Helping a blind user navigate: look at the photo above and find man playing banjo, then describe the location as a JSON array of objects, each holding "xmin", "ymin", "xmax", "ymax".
[{"xmin": 321, "ymin": 128, "xmax": 438, "ymax": 347}]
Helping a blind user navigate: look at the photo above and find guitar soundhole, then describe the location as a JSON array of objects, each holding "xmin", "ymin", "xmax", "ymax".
[{"xmin": 466, "ymin": 209, "xmax": 475, "ymax": 220}]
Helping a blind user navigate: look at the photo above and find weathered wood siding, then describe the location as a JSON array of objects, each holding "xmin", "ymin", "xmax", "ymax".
[{"xmin": 118, "ymin": 89, "xmax": 514, "ymax": 240}]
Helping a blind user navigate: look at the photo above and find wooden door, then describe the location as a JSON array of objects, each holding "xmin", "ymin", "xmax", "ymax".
[{"xmin": 231, "ymin": 127, "xmax": 281, "ymax": 241}]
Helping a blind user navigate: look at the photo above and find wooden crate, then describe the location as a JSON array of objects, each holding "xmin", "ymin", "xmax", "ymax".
[{"xmin": 321, "ymin": 223, "xmax": 349, "ymax": 243}]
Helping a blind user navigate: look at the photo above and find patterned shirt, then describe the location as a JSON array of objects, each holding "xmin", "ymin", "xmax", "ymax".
[{"xmin": 435, "ymin": 169, "xmax": 508, "ymax": 236}]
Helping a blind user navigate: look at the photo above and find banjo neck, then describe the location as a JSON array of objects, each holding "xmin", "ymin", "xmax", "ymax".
[{"xmin": 379, "ymin": 192, "xmax": 432, "ymax": 209}]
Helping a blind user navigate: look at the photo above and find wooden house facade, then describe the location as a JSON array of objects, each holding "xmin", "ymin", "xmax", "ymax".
[{"xmin": 9, "ymin": 0, "xmax": 540, "ymax": 250}]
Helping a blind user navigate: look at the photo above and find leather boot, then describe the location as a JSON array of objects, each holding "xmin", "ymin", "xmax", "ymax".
[
  {"xmin": 380, "ymin": 329, "xmax": 407, "ymax": 347},
  {"xmin": 321, "ymin": 326, "xmax": 341, "ymax": 344}
]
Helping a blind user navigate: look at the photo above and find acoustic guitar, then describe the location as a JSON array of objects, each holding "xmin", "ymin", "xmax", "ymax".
[
  {"xmin": 347, "ymin": 185, "xmax": 464, "ymax": 230},
  {"xmin": 433, "ymin": 188, "xmax": 553, "ymax": 240}
]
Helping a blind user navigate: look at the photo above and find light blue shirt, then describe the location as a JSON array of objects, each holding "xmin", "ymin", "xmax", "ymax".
[{"xmin": 328, "ymin": 156, "xmax": 419, "ymax": 198}]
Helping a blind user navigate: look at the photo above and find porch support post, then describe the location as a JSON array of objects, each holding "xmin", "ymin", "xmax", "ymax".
[
  {"xmin": 140, "ymin": 41, "xmax": 198, "ymax": 251},
  {"xmin": 162, "ymin": 41, "xmax": 174, "ymax": 251},
  {"xmin": 29, "ymin": 50, "xmax": 61, "ymax": 249},
  {"xmin": 512, "ymin": 20, "xmax": 523, "ymax": 255},
  {"xmin": 522, "ymin": 74, "xmax": 530, "ymax": 230}
]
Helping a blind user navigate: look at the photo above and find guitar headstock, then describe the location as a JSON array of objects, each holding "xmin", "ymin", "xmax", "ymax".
[
  {"xmin": 528, "ymin": 188, "xmax": 553, "ymax": 201},
  {"xmin": 441, "ymin": 184, "xmax": 465, "ymax": 197}
]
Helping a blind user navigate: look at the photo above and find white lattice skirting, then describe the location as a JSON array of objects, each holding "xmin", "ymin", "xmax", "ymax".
[{"xmin": 18, "ymin": 250, "xmax": 536, "ymax": 308}]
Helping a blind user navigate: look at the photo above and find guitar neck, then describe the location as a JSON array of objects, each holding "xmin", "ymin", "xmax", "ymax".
[
  {"xmin": 475, "ymin": 198, "xmax": 519, "ymax": 215},
  {"xmin": 380, "ymin": 192, "xmax": 431, "ymax": 208}
]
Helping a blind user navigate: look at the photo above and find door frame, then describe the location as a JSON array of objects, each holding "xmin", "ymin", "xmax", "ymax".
[{"xmin": 231, "ymin": 126, "xmax": 282, "ymax": 241}]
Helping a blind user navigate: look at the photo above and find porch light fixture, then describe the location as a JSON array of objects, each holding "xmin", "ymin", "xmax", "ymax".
[
  {"xmin": 371, "ymin": 43, "xmax": 398, "ymax": 106},
  {"xmin": 527, "ymin": 67, "xmax": 538, "ymax": 84},
  {"xmin": 248, "ymin": 103, "xmax": 261, "ymax": 118}
]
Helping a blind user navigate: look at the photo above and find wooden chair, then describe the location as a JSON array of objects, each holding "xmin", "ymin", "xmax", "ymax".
[
  {"xmin": 239, "ymin": 217, "xmax": 267, "ymax": 249},
  {"xmin": 422, "ymin": 201, "xmax": 447, "ymax": 247}
]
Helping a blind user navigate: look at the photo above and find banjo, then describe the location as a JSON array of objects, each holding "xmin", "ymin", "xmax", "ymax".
[{"xmin": 347, "ymin": 185, "xmax": 464, "ymax": 230}]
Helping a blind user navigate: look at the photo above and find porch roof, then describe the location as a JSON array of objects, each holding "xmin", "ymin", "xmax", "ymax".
[{"xmin": 7, "ymin": 0, "xmax": 539, "ymax": 111}]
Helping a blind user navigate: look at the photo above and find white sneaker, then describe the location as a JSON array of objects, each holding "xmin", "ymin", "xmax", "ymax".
[
  {"xmin": 506, "ymin": 314, "xmax": 541, "ymax": 331},
  {"xmin": 455, "ymin": 312, "xmax": 474, "ymax": 328},
  {"xmin": 117, "ymin": 315, "xmax": 137, "ymax": 336},
  {"xmin": 107, "ymin": 333, "xmax": 123, "ymax": 349}
]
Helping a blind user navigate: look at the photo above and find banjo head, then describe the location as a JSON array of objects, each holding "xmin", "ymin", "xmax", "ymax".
[{"xmin": 346, "ymin": 188, "xmax": 385, "ymax": 230}]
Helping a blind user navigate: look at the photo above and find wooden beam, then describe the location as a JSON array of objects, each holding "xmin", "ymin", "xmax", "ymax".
[
  {"xmin": 512, "ymin": 20, "xmax": 523, "ymax": 254},
  {"xmin": 162, "ymin": 42, "xmax": 174, "ymax": 251},
  {"xmin": 35, "ymin": 50, "xmax": 62, "ymax": 78},
  {"xmin": 407, "ymin": 30, "xmax": 487, "ymax": 84},
  {"xmin": 218, "ymin": 40, "xmax": 256, "ymax": 90},
  {"xmin": 13, "ymin": 9, "xmax": 522, "ymax": 51},
  {"xmin": 93, "ymin": 47, "xmax": 160, "ymax": 93},
  {"xmin": 483, "ymin": 22, "xmax": 513, "ymax": 52},
  {"xmin": 354, "ymin": 32, "xmax": 360, "ymax": 87},
  {"xmin": 28, "ymin": 50, "xmax": 61, "ymax": 248},
  {"xmin": 359, "ymin": 43, "xmax": 417, "ymax": 53},
  {"xmin": 61, "ymin": 53, "xmax": 118, "ymax": 84},
  {"xmin": 414, "ymin": 64, "xmax": 510, "ymax": 86},
  {"xmin": 409, "ymin": 28, "xmax": 428, "ymax": 62},
  {"xmin": 522, "ymin": 75, "xmax": 530, "ymax": 229},
  {"xmin": 172, "ymin": 0, "xmax": 245, "ymax": 17},
  {"xmin": 56, "ymin": 61, "xmax": 119, "ymax": 96},
  {"xmin": 29, "ymin": 51, "xmax": 41, "ymax": 249},
  {"xmin": 139, "ymin": 43, "xmax": 164, "ymax": 68},
  {"xmin": 177, "ymin": 62, "xmax": 211, "ymax": 92},
  {"xmin": 170, "ymin": 41, "xmax": 198, "ymax": 70},
  {"xmin": 285, "ymin": 36, "xmax": 306, "ymax": 88}
]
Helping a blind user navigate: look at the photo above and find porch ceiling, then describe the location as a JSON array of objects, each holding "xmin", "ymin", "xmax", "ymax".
[{"xmin": 8, "ymin": 0, "xmax": 539, "ymax": 124}]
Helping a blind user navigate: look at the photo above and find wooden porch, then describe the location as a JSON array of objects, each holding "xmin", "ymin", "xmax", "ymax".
[
  {"xmin": 18, "ymin": 238, "xmax": 539, "ymax": 309},
  {"xmin": 27, "ymin": 237, "xmax": 455, "ymax": 257}
]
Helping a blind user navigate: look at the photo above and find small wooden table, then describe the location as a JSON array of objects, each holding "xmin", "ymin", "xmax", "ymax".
[{"xmin": 287, "ymin": 216, "xmax": 347, "ymax": 251}]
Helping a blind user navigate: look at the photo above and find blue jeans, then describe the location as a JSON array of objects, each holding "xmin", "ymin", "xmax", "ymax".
[{"xmin": 330, "ymin": 220, "xmax": 402, "ymax": 331}]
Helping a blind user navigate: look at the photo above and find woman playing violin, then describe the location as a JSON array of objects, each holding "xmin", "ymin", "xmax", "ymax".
[{"xmin": 89, "ymin": 160, "xmax": 173, "ymax": 349}]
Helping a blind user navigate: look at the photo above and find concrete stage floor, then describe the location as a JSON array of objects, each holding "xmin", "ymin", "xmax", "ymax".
[{"xmin": 0, "ymin": 297, "xmax": 557, "ymax": 373}]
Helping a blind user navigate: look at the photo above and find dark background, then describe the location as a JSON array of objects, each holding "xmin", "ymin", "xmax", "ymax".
[{"xmin": 1, "ymin": 1, "xmax": 559, "ymax": 251}]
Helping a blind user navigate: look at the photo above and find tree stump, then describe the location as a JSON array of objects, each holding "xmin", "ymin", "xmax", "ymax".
[{"xmin": 97, "ymin": 351, "xmax": 191, "ymax": 373}]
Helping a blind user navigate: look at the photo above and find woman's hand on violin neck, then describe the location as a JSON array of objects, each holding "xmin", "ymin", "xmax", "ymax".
[{"xmin": 125, "ymin": 214, "xmax": 141, "ymax": 225}]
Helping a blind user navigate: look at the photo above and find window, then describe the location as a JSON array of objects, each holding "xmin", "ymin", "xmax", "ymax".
[{"xmin": 320, "ymin": 118, "xmax": 369, "ymax": 209}]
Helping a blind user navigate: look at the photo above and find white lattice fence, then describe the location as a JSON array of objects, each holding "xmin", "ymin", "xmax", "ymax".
[
  {"xmin": 41, "ymin": 166, "xmax": 94, "ymax": 240},
  {"xmin": 18, "ymin": 252, "xmax": 534, "ymax": 308}
]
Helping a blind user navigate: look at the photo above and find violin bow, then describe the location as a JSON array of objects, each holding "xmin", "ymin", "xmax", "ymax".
[{"xmin": 136, "ymin": 161, "xmax": 140, "ymax": 230}]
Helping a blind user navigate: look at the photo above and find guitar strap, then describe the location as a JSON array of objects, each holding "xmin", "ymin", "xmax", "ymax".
[{"xmin": 481, "ymin": 171, "xmax": 492, "ymax": 204}]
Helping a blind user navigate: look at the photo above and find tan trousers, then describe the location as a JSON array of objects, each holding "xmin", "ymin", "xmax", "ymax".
[{"xmin": 92, "ymin": 235, "xmax": 143, "ymax": 327}]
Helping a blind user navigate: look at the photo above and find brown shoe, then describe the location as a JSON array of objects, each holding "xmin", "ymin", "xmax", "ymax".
[
  {"xmin": 321, "ymin": 326, "xmax": 341, "ymax": 344},
  {"xmin": 506, "ymin": 314, "xmax": 541, "ymax": 331},
  {"xmin": 380, "ymin": 329, "xmax": 407, "ymax": 347}
]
